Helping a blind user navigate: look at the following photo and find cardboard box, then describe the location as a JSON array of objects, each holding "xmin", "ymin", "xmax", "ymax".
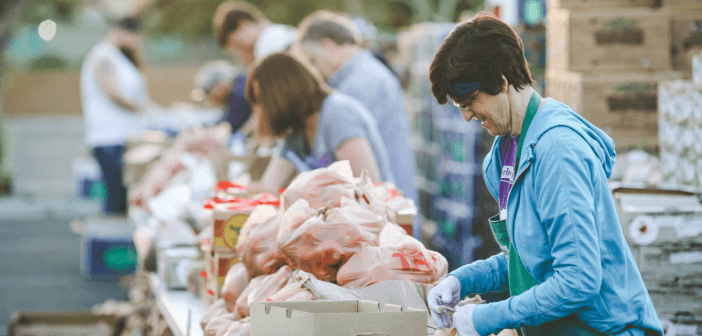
[
  {"xmin": 670, "ymin": 10, "xmax": 702, "ymax": 75},
  {"xmin": 547, "ymin": 8, "xmax": 670, "ymax": 73},
  {"xmin": 396, "ymin": 208, "xmax": 418, "ymax": 236},
  {"xmin": 250, "ymin": 300, "xmax": 427, "ymax": 336},
  {"xmin": 213, "ymin": 206, "xmax": 253, "ymax": 253},
  {"xmin": 203, "ymin": 250, "xmax": 239, "ymax": 299},
  {"xmin": 123, "ymin": 143, "xmax": 165, "ymax": 187},
  {"xmin": 546, "ymin": 70, "xmax": 682, "ymax": 152},
  {"xmin": 8, "ymin": 312, "xmax": 119, "ymax": 336},
  {"xmin": 547, "ymin": 0, "xmax": 658, "ymax": 10}
]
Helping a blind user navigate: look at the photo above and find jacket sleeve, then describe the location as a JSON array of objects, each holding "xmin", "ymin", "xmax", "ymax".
[
  {"xmin": 472, "ymin": 127, "xmax": 603, "ymax": 336},
  {"xmin": 449, "ymin": 252, "xmax": 509, "ymax": 299}
]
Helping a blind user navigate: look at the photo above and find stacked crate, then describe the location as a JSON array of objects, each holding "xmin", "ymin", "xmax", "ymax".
[
  {"xmin": 397, "ymin": 24, "xmax": 501, "ymax": 272},
  {"xmin": 658, "ymin": 51, "xmax": 702, "ymax": 189},
  {"xmin": 545, "ymin": 0, "xmax": 691, "ymax": 154},
  {"xmin": 614, "ymin": 189, "xmax": 702, "ymax": 334}
]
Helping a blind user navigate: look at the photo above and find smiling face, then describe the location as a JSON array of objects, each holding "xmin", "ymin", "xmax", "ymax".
[{"xmin": 452, "ymin": 80, "xmax": 511, "ymax": 136}]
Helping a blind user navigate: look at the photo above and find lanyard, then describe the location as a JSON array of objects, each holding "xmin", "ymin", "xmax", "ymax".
[{"xmin": 514, "ymin": 91, "xmax": 542, "ymax": 172}]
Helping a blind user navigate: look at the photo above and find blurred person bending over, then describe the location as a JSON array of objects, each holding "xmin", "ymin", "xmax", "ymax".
[
  {"xmin": 295, "ymin": 11, "xmax": 418, "ymax": 206},
  {"xmin": 213, "ymin": 1, "xmax": 297, "ymax": 64},
  {"xmin": 210, "ymin": 1, "xmax": 297, "ymax": 136},
  {"xmin": 192, "ymin": 60, "xmax": 253, "ymax": 135},
  {"xmin": 245, "ymin": 53, "xmax": 394, "ymax": 191},
  {"xmin": 80, "ymin": 17, "xmax": 152, "ymax": 215},
  {"xmin": 426, "ymin": 13, "xmax": 663, "ymax": 336}
]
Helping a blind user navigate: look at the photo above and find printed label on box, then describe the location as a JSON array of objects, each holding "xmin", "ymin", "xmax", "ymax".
[{"xmin": 214, "ymin": 214, "xmax": 249, "ymax": 251}]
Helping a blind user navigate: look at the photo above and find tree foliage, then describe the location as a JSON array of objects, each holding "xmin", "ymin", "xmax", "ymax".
[{"xmin": 142, "ymin": 0, "xmax": 483, "ymax": 39}]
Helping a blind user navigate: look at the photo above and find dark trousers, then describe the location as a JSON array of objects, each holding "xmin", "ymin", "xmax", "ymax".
[
  {"xmin": 518, "ymin": 315, "xmax": 610, "ymax": 336},
  {"xmin": 93, "ymin": 145, "xmax": 127, "ymax": 215}
]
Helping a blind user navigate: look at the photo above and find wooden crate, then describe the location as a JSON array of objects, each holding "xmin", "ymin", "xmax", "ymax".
[
  {"xmin": 547, "ymin": 0, "xmax": 659, "ymax": 10},
  {"xmin": 547, "ymin": 8, "xmax": 671, "ymax": 73},
  {"xmin": 546, "ymin": 70, "xmax": 682, "ymax": 151},
  {"xmin": 632, "ymin": 243, "xmax": 702, "ymax": 296},
  {"xmin": 670, "ymin": 9, "xmax": 702, "ymax": 75}
]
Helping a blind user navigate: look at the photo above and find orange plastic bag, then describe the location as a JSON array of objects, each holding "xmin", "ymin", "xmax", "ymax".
[
  {"xmin": 201, "ymin": 298, "xmax": 228, "ymax": 329},
  {"xmin": 277, "ymin": 199, "xmax": 386, "ymax": 282},
  {"xmin": 350, "ymin": 173, "xmax": 396, "ymax": 223},
  {"xmin": 281, "ymin": 161, "xmax": 356, "ymax": 211},
  {"xmin": 337, "ymin": 224, "xmax": 448, "ymax": 288},
  {"xmin": 235, "ymin": 206, "xmax": 287, "ymax": 277},
  {"xmin": 234, "ymin": 266, "xmax": 293, "ymax": 318},
  {"xmin": 222, "ymin": 263, "xmax": 250, "ymax": 313}
]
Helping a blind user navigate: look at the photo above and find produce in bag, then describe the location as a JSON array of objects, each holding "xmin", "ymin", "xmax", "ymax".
[
  {"xmin": 234, "ymin": 266, "xmax": 293, "ymax": 318},
  {"xmin": 267, "ymin": 270, "xmax": 316, "ymax": 302},
  {"xmin": 204, "ymin": 312, "xmax": 236, "ymax": 336},
  {"xmin": 277, "ymin": 199, "xmax": 386, "ymax": 282},
  {"xmin": 223, "ymin": 320, "xmax": 250, "ymax": 336},
  {"xmin": 201, "ymin": 298, "xmax": 228, "ymax": 329},
  {"xmin": 336, "ymin": 224, "xmax": 448, "ymax": 288},
  {"xmin": 235, "ymin": 206, "xmax": 287, "ymax": 277},
  {"xmin": 280, "ymin": 161, "xmax": 356, "ymax": 211},
  {"xmin": 222, "ymin": 263, "xmax": 250, "ymax": 313},
  {"xmin": 380, "ymin": 223, "xmax": 448, "ymax": 281},
  {"xmin": 350, "ymin": 172, "xmax": 396, "ymax": 223}
]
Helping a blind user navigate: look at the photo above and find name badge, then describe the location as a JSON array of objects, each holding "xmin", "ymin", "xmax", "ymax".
[{"xmin": 501, "ymin": 166, "xmax": 515, "ymax": 183}]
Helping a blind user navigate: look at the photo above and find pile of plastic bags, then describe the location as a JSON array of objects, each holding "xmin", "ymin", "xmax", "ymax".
[
  {"xmin": 199, "ymin": 161, "xmax": 448, "ymax": 336},
  {"xmin": 277, "ymin": 198, "xmax": 386, "ymax": 282},
  {"xmin": 235, "ymin": 206, "xmax": 287, "ymax": 277},
  {"xmin": 129, "ymin": 124, "xmax": 231, "ymax": 209},
  {"xmin": 202, "ymin": 267, "xmax": 316, "ymax": 336},
  {"xmin": 337, "ymin": 224, "xmax": 448, "ymax": 288}
]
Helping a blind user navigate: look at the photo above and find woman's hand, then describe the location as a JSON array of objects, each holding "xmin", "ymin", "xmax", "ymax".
[
  {"xmin": 428, "ymin": 275, "xmax": 462, "ymax": 329},
  {"xmin": 454, "ymin": 304, "xmax": 480, "ymax": 336}
]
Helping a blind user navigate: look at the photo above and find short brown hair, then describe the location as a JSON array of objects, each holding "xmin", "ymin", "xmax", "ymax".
[
  {"xmin": 214, "ymin": 1, "xmax": 267, "ymax": 48},
  {"xmin": 245, "ymin": 53, "xmax": 332, "ymax": 137},
  {"xmin": 429, "ymin": 12, "xmax": 534, "ymax": 105}
]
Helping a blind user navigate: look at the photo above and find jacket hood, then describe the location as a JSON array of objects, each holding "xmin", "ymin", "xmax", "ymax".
[{"xmin": 525, "ymin": 98, "xmax": 617, "ymax": 178}]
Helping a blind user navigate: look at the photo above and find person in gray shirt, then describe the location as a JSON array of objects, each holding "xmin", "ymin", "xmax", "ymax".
[
  {"xmin": 294, "ymin": 11, "xmax": 418, "ymax": 206},
  {"xmin": 245, "ymin": 52, "xmax": 394, "ymax": 190}
]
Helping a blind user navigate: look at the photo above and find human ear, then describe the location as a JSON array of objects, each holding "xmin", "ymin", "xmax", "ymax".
[{"xmin": 501, "ymin": 74, "xmax": 509, "ymax": 93}]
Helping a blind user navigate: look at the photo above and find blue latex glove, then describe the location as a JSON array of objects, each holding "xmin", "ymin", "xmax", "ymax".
[
  {"xmin": 454, "ymin": 304, "xmax": 480, "ymax": 336},
  {"xmin": 428, "ymin": 275, "xmax": 462, "ymax": 329}
]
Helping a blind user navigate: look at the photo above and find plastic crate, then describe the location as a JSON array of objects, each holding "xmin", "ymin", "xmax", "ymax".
[{"xmin": 80, "ymin": 217, "xmax": 137, "ymax": 279}]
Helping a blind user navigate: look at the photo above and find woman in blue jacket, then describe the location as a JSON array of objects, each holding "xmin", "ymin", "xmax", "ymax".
[{"xmin": 426, "ymin": 13, "xmax": 663, "ymax": 336}]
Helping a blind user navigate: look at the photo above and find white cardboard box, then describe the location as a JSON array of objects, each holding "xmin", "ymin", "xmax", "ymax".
[{"xmin": 250, "ymin": 300, "xmax": 427, "ymax": 336}]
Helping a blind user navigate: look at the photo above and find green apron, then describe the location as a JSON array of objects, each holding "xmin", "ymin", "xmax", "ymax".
[{"xmin": 488, "ymin": 92, "xmax": 610, "ymax": 336}]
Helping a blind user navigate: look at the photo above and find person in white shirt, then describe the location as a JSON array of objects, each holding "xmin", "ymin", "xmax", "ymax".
[{"xmin": 80, "ymin": 17, "xmax": 150, "ymax": 215}]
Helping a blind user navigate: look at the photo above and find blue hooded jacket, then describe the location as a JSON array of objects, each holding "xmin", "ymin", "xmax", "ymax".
[{"xmin": 449, "ymin": 98, "xmax": 663, "ymax": 336}]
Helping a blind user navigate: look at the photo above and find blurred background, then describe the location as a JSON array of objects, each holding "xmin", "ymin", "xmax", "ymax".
[{"xmin": 1, "ymin": 0, "xmax": 701, "ymax": 335}]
